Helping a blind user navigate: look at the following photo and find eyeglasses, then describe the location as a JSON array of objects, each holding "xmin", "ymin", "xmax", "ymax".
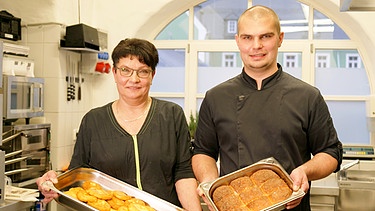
[{"xmin": 115, "ymin": 66, "xmax": 152, "ymax": 78}]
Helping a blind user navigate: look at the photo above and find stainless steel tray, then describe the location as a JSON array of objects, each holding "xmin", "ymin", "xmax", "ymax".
[
  {"xmin": 54, "ymin": 167, "xmax": 183, "ymax": 211},
  {"xmin": 199, "ymin": 157, "xmax": 305, "ymax": 211}
]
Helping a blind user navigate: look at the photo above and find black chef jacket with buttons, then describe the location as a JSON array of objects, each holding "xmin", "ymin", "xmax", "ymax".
[
  {"xmin": 69, "ymin": 98, "xmax": 194, "ymax": 207},
  {"xmin": 193, "ymin": 64, "xmax": 342, "ymax": 211}
]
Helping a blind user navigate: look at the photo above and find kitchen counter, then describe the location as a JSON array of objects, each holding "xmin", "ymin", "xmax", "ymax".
[
  {"xmin": 0, "ymin": 200, "xmax": 35, "ymax": 211},
  {"xmin": 311, "ymin": 173, "xmax": 339, "ymax": 196},
  {"xmin": 310, "ymin": 173, "xmax": 339, "ymax": 211}
]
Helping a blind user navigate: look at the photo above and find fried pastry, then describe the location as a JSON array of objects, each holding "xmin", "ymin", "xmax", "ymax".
[
  {"xmin": 64, "ymin": 180, "xmax": 156, "ymax": 211},
  {"xmin": 77, "ymin": 189, "xmax": 97, "ymax": 203},
  {"xmin": 87, "ymin": 188, "xmax": 113, "ymax": 200},
  {"xmin": 113, "ymin": 190, "xmax": 133, "ymax": 201},
  {"xmin": 82, "ymin": 180, "xmax": 103, "ymax": 190},
  {"xmin": 107, "ymin": 196, "xmax": 126, "ymax": 209},
  {"xmin": 88, "ymin": 199, "xmax": 111, "ymax": 211}
]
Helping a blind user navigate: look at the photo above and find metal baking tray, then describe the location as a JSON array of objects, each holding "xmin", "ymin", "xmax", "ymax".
[
  {"xmin": 199, "ymin": 157, "xmax": 305, "ymax": 211},
  {"xmin": 54, "ymin": 167, "xmax": 183, "ymax": 211}
]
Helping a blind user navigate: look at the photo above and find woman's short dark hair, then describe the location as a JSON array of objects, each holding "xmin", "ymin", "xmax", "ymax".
[{"xmin": 111, "ymin": 38, "xmax": 159, "ymax": 71}]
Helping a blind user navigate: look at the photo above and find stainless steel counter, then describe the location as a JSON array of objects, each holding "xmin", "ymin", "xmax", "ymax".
[
  {"xmin": 0, "ymin": 200, "xmax": 35, "ymax": 211},
  {"xmin": 310, "ymin": 173, "xmax": 339, "ymax": 211}
]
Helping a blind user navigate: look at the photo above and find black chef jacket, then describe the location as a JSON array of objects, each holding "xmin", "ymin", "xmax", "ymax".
[
  {"xmin": 193, "ymin": 64, "xmax": 343, "ymax": 211},
  {"xmin": 69, "ymin": 98, "xmax": 194, "ymax": 207}
]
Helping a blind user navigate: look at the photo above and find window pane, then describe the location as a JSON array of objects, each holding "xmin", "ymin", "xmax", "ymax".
[
  {"xmin": 156, "ymin": 11, "xmax": 189, "ymax": 40},
  {"xmin": 197, "ymin": 51, "xmax": 241, "ymax": 94},
  {"xmin": 194, "ymin": 0, "xmax": 248, "ymax": 40},
  {"xmin": 150, "ymin": 49, "xmax": 185, "ymax": 92},
  {"xmin": 327, "ymin": 101, "xmax": 369, "ymax": 145},
  {"xmin": 252, "ymin": 0, "xmax": 309, "ymax": 39},
  {"xmin": 277, "ymin": 52, "xmax": 302, "ymax": 79},
  {"xmin": 313, "ymin": 9, "xmax": 349, "ymax": 40},
  {"xmin": 315, "ymin": 50, "xmax": 369, "ymax": 95}
]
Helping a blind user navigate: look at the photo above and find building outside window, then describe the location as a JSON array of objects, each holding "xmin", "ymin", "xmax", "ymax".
[
  {"xmin": 316, "ymin": 53, "xmax": 330, "ymax": 68},
  {"xmin": 227, "ymin": 20, "xmax": 237, "ymax": 33},
  {"xmin": 283, "ymin": 53, "xmax": 298, "ymax": 68},
  {"xmin": 346, "ymin": 54, "xmax": 361, "ymax": 68},
  {"xmin": 222, "ymin": 53, "xmax": 236, "ymax": 67}
]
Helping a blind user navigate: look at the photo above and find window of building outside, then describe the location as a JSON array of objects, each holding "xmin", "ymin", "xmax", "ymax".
[
  {"xmin": 227, "ymin": 20, "xmax": 237, "ymax": 34},
  {"xmin": 346, "ymin": 54, "xmax": 361, "ymax": 68},
  {"xmin": 222, "ymin": 53, "xmax": 236, "ymax": 67},
  {"xmin": 283, "ymin": 53, "xmax": 298, "ymax": 68},
  {"xmin": 152, "ymin": 0, "xmax": 370, "ymax": 145},
  {"xmin": 316, "ymin": 53, "xmax": 330, "ymax": 68}
]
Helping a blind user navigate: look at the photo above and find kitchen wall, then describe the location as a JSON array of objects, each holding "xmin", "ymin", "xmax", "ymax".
[{"xmin": 1, "ymin": 0, "xmax": 375, "ymax": 176}]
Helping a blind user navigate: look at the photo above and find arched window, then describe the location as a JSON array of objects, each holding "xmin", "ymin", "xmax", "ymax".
[{"xmin": 146, "ymin": 0, "xmax": 371, "ymax": 145}]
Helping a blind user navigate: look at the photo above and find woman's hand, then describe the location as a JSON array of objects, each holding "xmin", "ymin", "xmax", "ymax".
[{"xmin": 36, "ymin": 170, "xmax": 59, "ymax": 204}]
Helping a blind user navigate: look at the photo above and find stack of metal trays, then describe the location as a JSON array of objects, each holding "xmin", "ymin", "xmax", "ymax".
[
  {"xmin": 54, "ymin": 167, "xmax": 183, "ymax": 211},
  {"xmin": 199, "ymin": 157, "xmax": 305, "ymax": 211}
]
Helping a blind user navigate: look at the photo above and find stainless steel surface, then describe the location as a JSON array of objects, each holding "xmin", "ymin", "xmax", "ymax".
[
  {"xmin": 337, "ymin": 160, "xmax": 375, "ymax": 211},
  {"xmin": 199, "ymin": 157, "xmax": 305, "ymax": 211},
  {"xmin": 2, "ymin": 75, "xmax": 44, "ymax": 120},
  {"xmin": 0, "ymin": 41, "xmax": 4, "ymax": 204},
  {"xmin": 1, "ymin": 124, "xmax": 50, "ymax": 184},
  {"xmin": 0, "ymin": 150, "xmax": 5, "ymax": 205},
  {"xmin": 54, "ymin": 167, "xmax": 183, "ymax": 211},
  {"xmin": 310, "ymin": 174, "xmax": 339, "ymax": 211},
  {"xmin": 0, "ymin": 200, "xmax": 34, "ymax": 211},
  {"xmin": 338, "ymin": 159, "xmax": 359, "ymax": 180},
  {"xmin": 4, "ymin": 150, "xmax": 23, "ymax": 158}
]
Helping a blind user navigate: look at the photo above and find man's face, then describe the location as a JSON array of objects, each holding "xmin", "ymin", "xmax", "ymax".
[{"xmin": 235, "ymin": 15, "xmax": 284, "ymax": 74}]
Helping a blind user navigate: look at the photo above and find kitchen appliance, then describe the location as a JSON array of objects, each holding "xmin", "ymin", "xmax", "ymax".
[
  {"xmin": 0, "ymin": 40, "xmax": 5, "ymax": 204},
  {"xmin": 64, "ymin": 23, "xmax": 100, "ymax": 51},
  {"xmin": 3, "ymin": 54, "xmax": 34, "ymax": 77},
  {"xmin": 1, "ymin": 123, "xmax": 50, "ymax": 188},
  {"xmin": 2, "ymin": 75, "xmax": 44, "ymax": 121},
  {"xmin": 337, "ymin": 145, "xmax": 375, "ymax": 211},
  {"xmin": 0, "ymin": 11, "xmax": 21, "ymax": 41}
]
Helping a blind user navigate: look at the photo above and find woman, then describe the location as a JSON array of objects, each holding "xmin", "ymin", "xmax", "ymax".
[{"xmin": 37, "ymin": 38, "xmax": 202, "ymax": 211}]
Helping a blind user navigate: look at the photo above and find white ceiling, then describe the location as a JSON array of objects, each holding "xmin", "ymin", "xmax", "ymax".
[{"xmin": 340, "ymin": 0, "xmax": 375, "ymax": 11}]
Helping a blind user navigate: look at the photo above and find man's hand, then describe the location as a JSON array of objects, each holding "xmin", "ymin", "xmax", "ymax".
[{"xmin": 285, "ymin": 166, "xmax": 309, "ymax": 209}]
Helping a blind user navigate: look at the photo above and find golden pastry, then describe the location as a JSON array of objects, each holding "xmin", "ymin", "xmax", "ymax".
[
  {"xmin": 107, "ymin": 196, "xmax": 126, "ymax": 209},
  {"xmin": 213, "ymin": 169, "xmax": 292, "ymax": 211},
  {"xmin": 82, "ymin": 180, "xmax": 103, "ymax": 190},
  {"xmin": 88, "ymin": 199, "xmax": 111, "ymax": 211},
  {"xmin": 113, "ymin": 190, "xmax": 133, "ymax": 201},
  {"xmin": 87, "ymin": 188, "xmax": 113, "ymax": 200},
  {"xmin": 77, "ymin": 189, "xmax": 97, "ymax": 203}
]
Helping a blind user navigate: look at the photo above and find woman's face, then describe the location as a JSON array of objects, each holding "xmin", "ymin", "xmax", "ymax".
[{"xmin": 113, "ymin": 56, "xmax": 154, "ymax": 101}]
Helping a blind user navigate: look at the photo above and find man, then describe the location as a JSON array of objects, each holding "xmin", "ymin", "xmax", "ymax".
[{"xmin": 192, "ymin": 5, "xmax": 342, "ymax": 210}]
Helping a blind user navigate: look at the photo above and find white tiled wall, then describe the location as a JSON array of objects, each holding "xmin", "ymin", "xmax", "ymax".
[{"xmin": 20, "ymin": 23, "xmax": 95, "ymax": 173}]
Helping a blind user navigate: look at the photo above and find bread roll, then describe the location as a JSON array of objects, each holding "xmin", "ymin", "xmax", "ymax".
[{"xmin": 212, "ymin": 169, "xmax": 292, "ymax": 211}]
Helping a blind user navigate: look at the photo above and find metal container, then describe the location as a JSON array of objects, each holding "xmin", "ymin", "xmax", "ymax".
[
  {"xmin": 337, "ymin": 160, "xmax": 375, "ymax": 211},
  {"xmin": 54, "ymin": 167, "xmax": 183, "ymax": 211},
  {"xmin": 199, "ymin": 157, "xmax": 305, "ymax": 211}
]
